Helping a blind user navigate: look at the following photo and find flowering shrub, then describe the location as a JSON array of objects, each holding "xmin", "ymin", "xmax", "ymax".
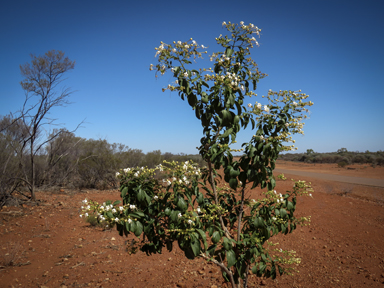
[{"xmin": 80, "ymin": 21, "xmax": 314, "ymax": 287}]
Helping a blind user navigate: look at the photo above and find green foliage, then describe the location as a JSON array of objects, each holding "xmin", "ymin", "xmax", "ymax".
[
  {"xmin": 80, "ymin": 21, "xmax": 313, "ymax": 287},
  {"xmin": 337, "ymin": 161, "xmax": 348, "ymax": 168},
  {"xmin": 306, "ymin": 149, "xmax": 315, "ymax": 155},
  {"xmin": 279, "ymin": 150, "xmax": 384, "ymax": 166},
  {"xmin": 277, "ymin": 173, "xmax": 287, "ymax": 180}
]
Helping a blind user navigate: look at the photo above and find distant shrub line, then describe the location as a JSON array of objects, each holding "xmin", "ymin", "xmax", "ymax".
[
  {"xmin": 278, "ymin": 149, "xmax": 384, "ymax": 166},
  {"xmin": 0, "ymin": 125, "xmax": 204, "ymax": 206}
]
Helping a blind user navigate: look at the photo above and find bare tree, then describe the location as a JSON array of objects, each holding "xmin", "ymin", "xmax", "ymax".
[{"xmin": 17, "ymin": 50, "xmax": 76, "ymax": 201}]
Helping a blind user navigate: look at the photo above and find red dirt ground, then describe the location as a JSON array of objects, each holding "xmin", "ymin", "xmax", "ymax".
[{"xmin": 1, "ymin": 161, "xmax": 384, "ymax": 288}]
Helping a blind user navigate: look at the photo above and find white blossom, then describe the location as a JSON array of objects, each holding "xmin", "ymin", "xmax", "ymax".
[
  {"xmin": 187, "ymin": 219, "xmax": 193, "ymax": 225},
  {"xmin": 128, "ymin": 218, "xmax": 132, "ymax": 224},
  {"xmin": 154, "ymin": 196, "xmax": 159, "ymax": 200},
  {"xmin": 248, "ymin": 103, "xmax": 252, "ymax": 108},
  {"xmin": 264, "ymin": 105, "xmax": 270, "ymax": 113},
  {"xmin": 178, "ymin": 213, "xmax": 182, "ymax": 218}
]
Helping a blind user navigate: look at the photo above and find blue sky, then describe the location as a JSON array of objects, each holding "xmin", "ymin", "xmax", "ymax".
[{"xmin": 1, "ymin": 0, "xmax": 383, "ymax": 155}]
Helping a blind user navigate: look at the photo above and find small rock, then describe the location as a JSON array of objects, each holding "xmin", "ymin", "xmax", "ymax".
[{"xmin": 111, "ymin": 237, "xmax": 116, "ymax": 241}]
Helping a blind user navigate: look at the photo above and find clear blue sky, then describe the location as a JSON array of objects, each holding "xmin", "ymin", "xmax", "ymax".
[{"xmin": 1, "ymin": 0, "xmax": 383, "ymax": 154}]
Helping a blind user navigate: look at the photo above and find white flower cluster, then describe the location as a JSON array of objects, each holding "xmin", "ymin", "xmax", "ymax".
[
  {"xmin": 79, "ymin": 198, "xmax": 140, "ymax": 226},
  {"xmin": 162, "ymin": 160, "xmax": 201, "ymax": 187},
  {"xmin": 274, "ymin": 190, "xmax": 285, "ymax": 204}
]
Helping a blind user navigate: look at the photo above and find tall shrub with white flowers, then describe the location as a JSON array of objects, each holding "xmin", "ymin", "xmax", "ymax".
[{"xmin": 80, "ymin": 21, "xmax": 313, "ymax": 288}]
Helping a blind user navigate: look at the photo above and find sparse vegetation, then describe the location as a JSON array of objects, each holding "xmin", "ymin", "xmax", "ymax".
[
  {"xmin": 0, "ymin": 121, "xmax": 205, "ymax": 207},
  {"xmin": 279, "ymin": 149, "xmax": 384, "ymax": 166}
]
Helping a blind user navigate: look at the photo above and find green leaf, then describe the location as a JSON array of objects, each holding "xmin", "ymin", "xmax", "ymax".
[
  {"xmin": 226, "ymin": 250, "xmax": 236, "ymax": 268},
  {"xmin": 188, "ymin": 93, "xmax": 197, "ymax": 108},
  {"xmin": 130, "ymin": 221, "xmax": 136, "ymax": 233},
  {"xmin": 280, "ymin": 208, "xmax": 287, "ymax": 218},
  {"xmin": 229, "ymin": 178, "xmax": 238, "ymax": 189},
  {"xmin": 135, "ymin": 221, "xmax": 143, "ymax": 237},
  {"xmin": 229, "ymin": 167, "xmax": 240, "ymax": 177},
  {"xmin": 196, "ymin": 229, "xmax": 208, "ymax": 250},
  {"xmin": 191, "ymin": 239, "xmax": 201, "ymax": 256},
  {"xmin": 121, "ymin": 187, "xmax": 128, "ymax": 198},
  {"xmin": 137, "ymin": 189, "xmax": 146, "ymax": 202},
  {"xmin": 129, "ymin": 211, "xmax": 145, "ymax": 218},
  {"xmin": 177, "ymin": 197, "xmax": 187, "ymax": 212},
  {"xmin": 225, "ymin": 48, "xmax": 234, "ymax": 57},
  {"xmin": 252, "ymin": 265, "xmax": 258, "ymax": 274},
  {"xmin": 112, "ymin": 200, "xmax": 121, "ymax": 206},
  {"xmin": 170, "ymin": 210, "xmax": 180, "ymax": 222},
  {"xmin": 211, "ymin": 231, "xmax": 221, "ymax": 244},
  {"xmin": 223, "ymin": 237, "xmax": 231, "ymax": 251},
  {"xmin": 208, "ymin": 226, "xmax": 214, "ymax": 237},
  {"xmin": 201, "ymin": 92, "xmax": 209, "ymax": 103},
  {"xmin": 221, "ymin": 110, "xmax": 233, "ymax": 127},
  {"xmin": 207, "ymin": 244, "xmax": 217, "ymax": 256}
]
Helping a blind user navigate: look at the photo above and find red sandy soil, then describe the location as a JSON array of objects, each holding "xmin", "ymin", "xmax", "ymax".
[{"xmin": 1, "ymin": 161, "xmax": 384, "ymax": 288}]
